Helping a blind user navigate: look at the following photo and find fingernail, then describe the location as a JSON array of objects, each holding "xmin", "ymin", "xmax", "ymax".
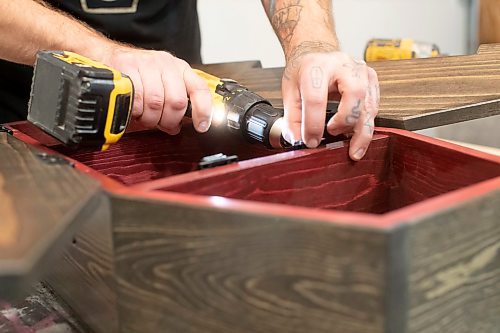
[
  {"xmin": 282, "ymin": 128, "xmax": 294, "ymax": 144},
  {"xmin": 198, "ymin": 121, "xmax": 209, "ymax": 132},
  {"xmin": 306, "ymin": 138, "xmax": 319, "ymax": 148},
  {"xmin": 353, "ymin": 147, "xmax": 366, "ymax": 160},
  {"xmin": 330, "ymin": 129, "xmax": 342, "ymax": 136}
]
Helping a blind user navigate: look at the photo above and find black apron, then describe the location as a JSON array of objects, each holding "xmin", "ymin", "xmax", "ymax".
[{"xmin": 0, "ymin": 0, "xmax": 201, "ymax": 123}]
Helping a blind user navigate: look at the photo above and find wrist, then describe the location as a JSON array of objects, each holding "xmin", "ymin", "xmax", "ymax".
[
  {"xmin": 72, "ymin": 36, "xmax": 117, "ymax": 63},
  {"xmin": 285, "ymin": 39, "xmax": 339, "ymax": 64}
]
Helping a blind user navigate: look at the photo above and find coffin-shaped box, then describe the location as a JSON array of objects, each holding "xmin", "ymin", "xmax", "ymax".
[{"xmin": 3, "ymin": 118, "xmax": 499, "ymax": 333}]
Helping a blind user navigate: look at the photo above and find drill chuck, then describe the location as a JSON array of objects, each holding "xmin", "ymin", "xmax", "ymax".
[{"xmin": 216, "ymin": 80, "xmax": 285, "ymax": 149}]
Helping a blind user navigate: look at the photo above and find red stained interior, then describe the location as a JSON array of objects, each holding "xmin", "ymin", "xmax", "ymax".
[
  {"xmin": 156, "ymin": 135, "xmax": 500, "ymax": 214},
  {"xmin": 11, "ymin": 122, "xmax": 500, "ymax": 214},
  {"xmin": 10, "ymin": 122, "xmax": 278, "ymax": 186}
]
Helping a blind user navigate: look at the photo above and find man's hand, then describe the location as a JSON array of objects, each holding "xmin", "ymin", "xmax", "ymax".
[
  {"xmin": 282, "ymin": 43, "xmax": 379, "ymax": 161},
  {"xmin": 0, "ymin": 0, "xmax": 212, "ymax": 135},
  {"xmin": 101, "ymin": 46, "xmax": 213, "ymax": 134},
  {"xmin": 261, "ymin": 0, "xmax": 380, "ymax": 160}
]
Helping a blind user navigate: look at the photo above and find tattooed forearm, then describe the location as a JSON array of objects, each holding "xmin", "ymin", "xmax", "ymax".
[
  {"xmin": 262, "ymin": 0, "xmax": 338, "ymax": 65},
  {"xmin": 270, "ymin": 0, "xmax": 303, "ymax": 53}
]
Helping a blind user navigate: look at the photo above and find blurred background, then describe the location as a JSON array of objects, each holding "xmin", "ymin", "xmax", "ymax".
[
  {"xmin": 198, "ymin": 0, "xmax": 482, "ymax": 67},
  {"xmin": 198, "ymin": 0, "xmax": 500, "ymax": 150}
]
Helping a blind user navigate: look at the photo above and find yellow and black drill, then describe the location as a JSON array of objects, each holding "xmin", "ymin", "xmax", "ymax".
[{"xmin": 28, "ymin": 51, "xmax": 292, "ymax": 151}]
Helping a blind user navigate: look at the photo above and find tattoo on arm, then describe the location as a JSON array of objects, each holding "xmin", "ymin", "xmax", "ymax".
[{"xmin": 270, "ymin": 0, "xmax": 303, "ymax": 54}]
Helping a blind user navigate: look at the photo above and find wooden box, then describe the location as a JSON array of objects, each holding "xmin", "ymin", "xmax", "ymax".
[
  {"xmin": 2, "ymin": 46, "xmax": 500, "ymax": 332},
  {"xmin": 3, "ymin": 119, "xmax": 500, "ymax": 333}
]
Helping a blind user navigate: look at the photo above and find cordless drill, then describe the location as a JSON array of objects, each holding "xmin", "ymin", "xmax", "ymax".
[{"xmin": 28, "ymin": 51, "xmax": 289, "ymax": 151}]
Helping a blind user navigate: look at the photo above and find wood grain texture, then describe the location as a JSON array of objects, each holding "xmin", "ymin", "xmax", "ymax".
[
  {"xmin": 44, "ymin": 193, "xmax": 118, "ymax": 333},
  {"xmin": 479, "ymin": 0, "xmax": 500, "ymax": 44},
  {"xmin": 111, "ymin": 195, "xmax": 388, "ymax": 333},
  {"xmin": 477, "ymin": 43, "xmax": 500, "ymax": 55},
  {"xmin": 161, "ymin": 136, "xmax": 394, "ymax": 214},
  {"xmin": 388, "ymin": 134, "xmax": 500, "ymax": 210},
  {"xmin": 157, "ymin": 132, "xmax": 500, "ymax": 215},
  {"xmin": 0, "ymin": 133, "xmax": 100, "ymax": 299},
  {"xmin": 194, "ymin": 60, "xmax": 262, "ymax": 79},
  {"xmin": 227, "ymin": 44, "xmax": 500, "ymax": 131},
  {"xmin": 406, "ymin": 190, "xmax": 500, "ymax": 333},
  {"xmin": 54, "ymin": 123, "xmax": 278, "ymax": 186},
  {"xmin": 5, "ymin": 54, "xmax": 500, "ymax": 333}
]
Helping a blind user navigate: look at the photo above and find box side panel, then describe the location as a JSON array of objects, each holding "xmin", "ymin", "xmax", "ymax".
[
  {"xmin": 159, "ymin": 136, "xmax": 394, "ymax": 214},
  {"xmin": 388, "ymin": 134, "xmax": 500, "ymax": 211},
  {"xmin": 111, "ymin": 195, "xmax": 388, "ymax": 333},
  {"xmin": 407, "ymin": 190, "xmax": 500, "ymax": 333},
  {"xmin": 386, "ymin": 225, "xmax": 410, "ymax": 333},
  {"xmin": 44, "ymin": 193, "xmax": 119, "ymax": 333},
  {"xmin": 0, "ymin": 132, "xmax": 101, "ymax": 298}
]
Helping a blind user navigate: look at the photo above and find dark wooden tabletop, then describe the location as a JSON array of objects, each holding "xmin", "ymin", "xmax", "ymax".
[{"xmin": 203, "ymin": 44, "xmax": 500, "ymax": 131}]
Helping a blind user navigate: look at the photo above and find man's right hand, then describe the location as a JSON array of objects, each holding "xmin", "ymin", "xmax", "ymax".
[
  {"xmin": 100, "ymin": 46, "xmax": 213, "ymax": 135},
  {"xmin": 1, "ymin": 1, "xmax": 212, "ymax": 134}
]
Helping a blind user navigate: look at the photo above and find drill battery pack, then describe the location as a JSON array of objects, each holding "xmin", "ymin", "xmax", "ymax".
[{"xmin": 28, "ymin": 51, "xmax": 133, "ymax": 151}]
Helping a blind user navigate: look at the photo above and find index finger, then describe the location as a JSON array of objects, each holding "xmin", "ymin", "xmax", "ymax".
[
  {"xmin": 183, "ymin": 67, "xmax": 213, "ymax": 133},
  {"xmin": 299, "ymin": 64, "xmax": 329, "ymax": 148}
]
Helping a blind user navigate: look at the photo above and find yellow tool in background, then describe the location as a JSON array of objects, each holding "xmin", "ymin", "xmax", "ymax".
[{"xmin": 364, "ymin": 38, "xmax": 440, "ymax": 61}]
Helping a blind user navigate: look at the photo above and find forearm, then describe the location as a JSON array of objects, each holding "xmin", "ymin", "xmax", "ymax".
[
  {"xmin": 261, "ymin": 0, "xmax": 339, "ymax": 60},
  {"xmin": 0, "ymin": 0, "xmax": 112, "ymax": 65}
]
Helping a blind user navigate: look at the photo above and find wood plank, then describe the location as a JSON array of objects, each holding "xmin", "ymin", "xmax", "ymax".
[
  {"xmin": 160, "ymin": 136, "xmax": 394, "ymax": 214},
  {"xmin": 156, "ymin": 131, "xmax": 500, "ymax": 215},
  {"xmin": 479, "ymin": 0, "xmax": 500, "ymax": 44},
  {"xmin": 53, "ymin": 123, "xmax": 278, "ymax": 186},
  {"xmin": 477, "ymin": 43, "xmax": 500, "ymax": 54},
  {"xmin": 111, "ymin": 195, "xmax": 388, "ymax": 333},
  {"xmin": 0, "ymin": 132, "xmax": 101, "ymax": 299},
  {"xmin": 44, "ymin": 193, "xmax": 118, "ymax": 333},
  {"xmin": 407, "ymin": 190, "xmax": 500, "ymax": 332},
  {"xmin": 226, "ymin": 44, "xmax": 500, "ymax": 131},
  {"xmin": 105, "ymin": 128, "xmax": 498, "ymax": 332},
  {"xmin": 194, "ymin": 60, "xmax": 262, "ymax": 79}
]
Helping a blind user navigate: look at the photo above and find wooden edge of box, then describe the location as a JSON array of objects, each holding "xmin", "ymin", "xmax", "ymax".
[
  {"xmin": 386, "ymin": 224, "xmax": 409, "ymax": 333},
  {"xmin": 44, "ymin": 192, "xmax": 119, "ymax": 333},
  {"xmin": 0, "ymin": 132, "xmax": 102, "ymax": 299}
]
